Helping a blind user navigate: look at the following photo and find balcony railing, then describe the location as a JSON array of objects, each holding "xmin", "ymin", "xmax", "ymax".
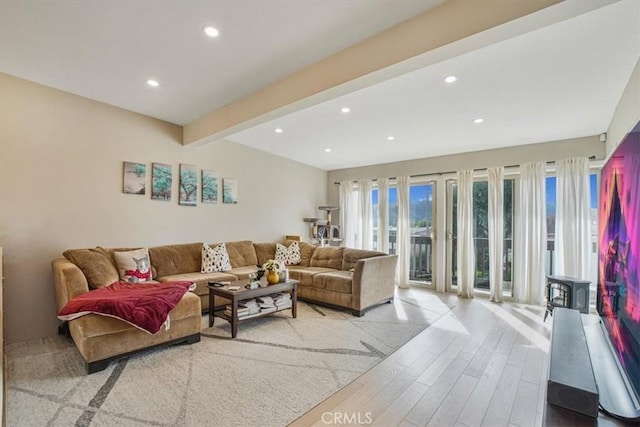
[
  {"xmin": 375, "ymin": 231, "xmax": 557, "ymax": 291},
  {"xmin": 386, "ymin": 232, "xmax": 432, "ymax": 282}
]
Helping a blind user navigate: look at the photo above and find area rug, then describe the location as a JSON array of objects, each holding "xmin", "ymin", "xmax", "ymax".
[{"xmin": 7, "ymin": 297, "xmax": 451, "ymax": 426}]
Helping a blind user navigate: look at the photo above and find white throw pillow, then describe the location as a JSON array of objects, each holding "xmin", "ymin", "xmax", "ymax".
[
  {"xmin": 275, "ymin": 241, "xmax": 301, "ymax": 266},
  {"xmin": 202, "ymin": 242, "xmax": 232, "ymax": 273},
  {"xmin": 113, "ymin": 248, "xmax": 153, "ymax": 283}
]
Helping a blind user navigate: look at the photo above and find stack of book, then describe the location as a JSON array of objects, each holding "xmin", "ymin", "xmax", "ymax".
[
  {"xmin": 272, "ymin": 293, "xmax": 292, "ymax": 310},
  {"xmin": 257, "ymin": 296, "xmax": 277, "ymax": 314},
  {"xmin": 224, "ymin": 299, "xmax": 260, "ymax": 318}
]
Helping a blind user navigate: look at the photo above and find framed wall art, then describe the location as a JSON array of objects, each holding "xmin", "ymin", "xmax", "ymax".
[
  {"xmin": 122, "ymin": 161, "xmax": 146, "ymax": 195},
  {"xmin": 179, "ymin": 164, "xmax": 197, "ymax": 206},
  {"xmin": 151, "ymin": 163, "xmax": 172, "ymax": 201},
  {"xmin": 201, "ymin": 170, "xmax": 218, "ymax": 204},
  {"xmin": 223, "ymin": 178, "xmax": 238, "ymax": 204}
]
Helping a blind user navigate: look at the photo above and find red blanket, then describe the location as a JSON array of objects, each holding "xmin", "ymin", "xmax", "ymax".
[{"xmin": 58, "ymin": 281, "xmax": 195, "ymax": 334}]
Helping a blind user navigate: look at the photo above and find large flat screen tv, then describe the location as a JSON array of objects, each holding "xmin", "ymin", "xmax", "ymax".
[{"xmin": 597, "ymin": 121, "xmax": 640, "ymax": 403}]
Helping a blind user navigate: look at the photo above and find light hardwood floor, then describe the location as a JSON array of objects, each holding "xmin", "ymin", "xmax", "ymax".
[{"xmin": 290, "ymin": 287, "xmax": 622, "ymax": 427}]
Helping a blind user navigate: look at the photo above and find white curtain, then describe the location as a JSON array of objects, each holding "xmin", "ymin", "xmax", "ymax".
[
  {"xmin": 396, "ymin": 176, "xmax": 411, "ymax": 289},
  {"xmin": 554, "ymin": 158, "xmax": 591, "ymax": 280},
  {"xmin": 377, "ymin": 178, "xmax": 390, "ymax": 253},
  {"xmin": 457, "ymin": 170, "xmax": 475, "ymax": 299},
  {"xmin": 488, "ymin": 167, "xmax": 504, "ymax": 302},
  {"xmin": 339, "ymin": 181, "xmax": 357, "ymax": 248},
  {"xmin": 358, "ymin": 180, "xmax": 374, "ymax": 250},
  {"xmin": 514, "ymin": 162, "xmax": 547, "ymax": 305}
]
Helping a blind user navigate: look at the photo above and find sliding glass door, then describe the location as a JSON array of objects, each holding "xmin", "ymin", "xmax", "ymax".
[
  {"xmin": 446, "ymin": 178, "xmax": 514, "ymax": 296},
  {"xmin": 373, "ymin": 181, "xmax": 435, "ymax": 285},
  {"xmin": 409, "ymin": 182, "xmax": 435, "ymax": 284}
]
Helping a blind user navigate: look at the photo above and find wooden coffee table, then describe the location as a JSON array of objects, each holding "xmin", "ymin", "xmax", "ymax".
[{"xmin": 207, "ymin": 279, "xmax": 298, "ymax": 338}]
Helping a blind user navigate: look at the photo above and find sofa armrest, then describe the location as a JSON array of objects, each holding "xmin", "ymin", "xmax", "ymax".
[
  {"xmin": 352, "ymin": 254, "xmax": 398, "ymax": 311},
  {"xmin": 52, "ymin": 258, "xmax": 90, "ymax": 312}
]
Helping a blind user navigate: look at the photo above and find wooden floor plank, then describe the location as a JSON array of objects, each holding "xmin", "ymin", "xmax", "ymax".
[
  {"xmin": 480, "ymin": 364, "xmax": 524, "ymax": 427},
  {"xmin": 371, "ymin": 381, "xmax": 430, "ymax": 426},
  {"xmin": 457, "ymin": 351, "xmax": 509, "ymax": 427},
  {"xmin": 464, "ymin": 345, "xmax": 493, "ymax": 379},
  {"xmin": 506, "ymin": 332, "xmax": 530, "ymax": 368},
  {"xmin": 426, "ymin": 374, "xmax": 478, "ymax": 427},
  {"xmin": 292, "ymin": 288, "xmax": 584, "ymax": 427},
  {"xmin": 520, "ymin": 347, "xmax": 545, "ymax": 385},
  {"xmin": 404, "ymin": 351, "xmax": 473, "ymax": 426},
  {"xmin": 509, "ymin": 380, "xmax": 539, "ymax": 427},
  {"xmin": 415, "ymin": 334, "xmax": 468, "ymax": 387},
  {"xmin": 495, "ymin": 327, "xmax": 518, "ymax": 355}
]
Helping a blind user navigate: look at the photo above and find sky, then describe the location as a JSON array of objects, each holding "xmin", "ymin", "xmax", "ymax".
[
  {"xmin": 372, "ymin": 186, "xmax": 429, "ymax": 205},
  {"xmin": 546, "ymin": 174, "xmax": 598, "ymax": 213},
  {"xmin": 371, "ymin": 175, "xmax": 598, "ymax": 210}
]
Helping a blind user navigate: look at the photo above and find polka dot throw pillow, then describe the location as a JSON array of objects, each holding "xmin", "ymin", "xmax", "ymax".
[
  {"xmin": 275, "ymin": 241, "xmax": 302, "ymax": 266},
  {"xmin": 201, "ymin": 242, "xmax": 232, "ymax": 273}
]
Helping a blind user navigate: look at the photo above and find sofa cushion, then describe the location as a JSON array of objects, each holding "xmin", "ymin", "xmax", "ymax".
[
  {"xmin": 156, "ymin": 272, "xmax": 238, "ymax": 297},
  {"xmin": 148, "ymin": 243, "xmax": 202, "ymax": 277},
  {"xmin": 310, "ymin": 247, "xmax": 344, "ymax": 270},
  {"xmin": 218, "ymin": 240, "xmax": 258, "ymax": 268},
  {"xmin": 58, "ymin": 281, "xmax": 195, "ymax": 334},
  {"xmin": 71, "ymin": 292, "xmax": 201, "ymax": 338},
  {"xmin": 201, "ymin": 243, "xmax": 231, "ymax": 272},
  {"xmin": 226, "ymin": 265, "xmax": 259, "ymax": 280},
  {"xmin": 254, "ymin": 243, "xmax": 276, "ymax": 265},
  {"xmin": 275, "ymin": 241, "xmax": 301, "ymax": 265},
  {"xmin": 288, "ymin": 266, "xmax": 335, "ymax": 287},
  {"xmin": 113, "ymin": 248, "xmax": 153, "ymax": 283},
  {"xmin": 341, "ymin": 248, "xmax": 385, "ymax": 271},
  {"xmin": 313, "ymin": 271, "xmax": 353, "ymax": 294},
  {"xmin": 288, "ymin": 240, "xmax": 316, "ymax": 267},
  {"xmin": 63, "ymin": 247, "xmax": 120, "ymax": 289}
]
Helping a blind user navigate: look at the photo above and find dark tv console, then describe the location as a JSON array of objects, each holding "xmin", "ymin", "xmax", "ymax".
[{"xmin": 544, "ymin": 311, "xmax": 640, "ymax": 425}]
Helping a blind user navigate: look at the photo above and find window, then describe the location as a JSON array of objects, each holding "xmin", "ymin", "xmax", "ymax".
[
  {"xmin": 447, "ymin": 179, "xmax": 514, "ymax": 295},
  {"xmin": 371, "ymin": 186, "xmax": 397, "ymax": 252},
  {"xmin": 545, "ymin": 173, "xmax": 598, "ymax": 283},
  {"xmin": 447, "ymin": 181, "xmax": 458, "ymax": 288},
  {"xmin": 409, "ymin": 183, "xmax": 434, "ymax": 284}
]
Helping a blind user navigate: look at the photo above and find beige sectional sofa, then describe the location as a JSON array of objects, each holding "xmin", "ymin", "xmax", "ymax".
[{"xmin": 54, "ymin": 240, "xmax": 397, "ymax": 373}]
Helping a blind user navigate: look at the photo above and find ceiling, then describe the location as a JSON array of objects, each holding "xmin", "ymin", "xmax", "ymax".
[
  {"xmin": 0, "ymin": 0, "xmax": 440, "ymax": 124},
  {"xmin": 1, "ymin": 1, "xmax": 639, "ymax": 171}
]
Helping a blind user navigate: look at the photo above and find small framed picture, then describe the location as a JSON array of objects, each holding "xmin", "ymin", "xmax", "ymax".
[
  {"xmin": 123, "ymin": 161, "xmax": 146, "ymax": 195},
  {"xmin": 179, "ymin": 164, "xmax": 197, "ymax": 206},
  {"xmin": 151, "ymin": 163, "xmax": 172, "ymax": 201},
  {"xmin": 223, "ymin": 178, "xmax": 238, "ymax": 204},
  {"xmin": 202, "ymin": 170, "xmax": 218, "ymax": 204}
]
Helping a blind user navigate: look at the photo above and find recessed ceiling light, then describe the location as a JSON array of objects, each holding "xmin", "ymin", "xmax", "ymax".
[
  {"xmin": 341, "ymin": 107, "xmax": 350, "ymax": 113},
  {"xmin": 203, "ymin": 26, "xmax": 219, "ymax": 37},
  {"xmin": 444, "ymin": 75, "xmax": 457, "ymax": 83},
  {"xmin": 275, "ymin": 128, "xmax": 283, "ymax": 133},
  {"xmin": 325, "ymin": 148, "xmax": 332, "ymax": 153},
  {"xmin": 146, "ymin": 79, "xmax": 159, "ymax": 87},
  {"xmin": 474, "ymin": 118, "xmax": 484, "ymax": 124},
  {"xmin": 387, "ymin": 136, "xmax": 395, "ymax": 141}
]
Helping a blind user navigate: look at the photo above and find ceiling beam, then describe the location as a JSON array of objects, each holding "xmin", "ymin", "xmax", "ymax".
[{"xmin": 182, "ymin": 0, "xmax": 567, "ymax": 146}]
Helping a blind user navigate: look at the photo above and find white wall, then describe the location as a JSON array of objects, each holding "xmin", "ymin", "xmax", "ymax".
[
  {"xmin": 0, "ymin": 74, "xmax": 327, "ymax": 343},
  {"xmin": 606, "ymin": 58, "xmax": 640, "ymax": 156},
  {"xmin": 327, "ymin": 136, "xmax": 604, "ymax": 204}
]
